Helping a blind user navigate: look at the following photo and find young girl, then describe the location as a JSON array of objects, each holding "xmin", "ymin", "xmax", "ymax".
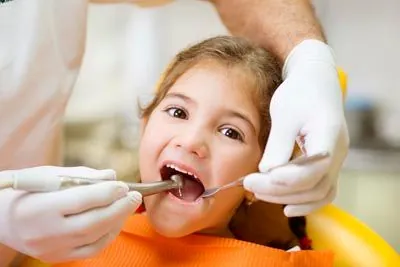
[{"xmin": 53, "ymin": 36, "xmax": 333, "ymax": 267}]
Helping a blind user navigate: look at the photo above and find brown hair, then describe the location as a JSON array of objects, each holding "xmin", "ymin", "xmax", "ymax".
[
  {"xmin": 141, "ymin": 35, "xmax": 281, "ymax": 149},
  {"xmin": 139, "ymin": 36, "xmax": 309, "ymax": 250}
]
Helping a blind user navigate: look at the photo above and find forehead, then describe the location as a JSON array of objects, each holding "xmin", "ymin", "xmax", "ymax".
[{"xmin": 168, "ymin": 61, "xmax": 257, "ymax": 105}]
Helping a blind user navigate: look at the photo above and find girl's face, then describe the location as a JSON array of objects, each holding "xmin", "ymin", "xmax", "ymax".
[{"xmin": 139, "ymin": 61, "xmax": 263, "ymax": 238}]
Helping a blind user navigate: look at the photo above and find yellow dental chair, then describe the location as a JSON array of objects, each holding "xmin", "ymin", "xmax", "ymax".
[
  {"xmin": 19, "ymin": 69, "xmax": 399, "ymax": 267},
  {"xmin": 307, "ymin": 204, "xmax": 399, "ymax": 266}
]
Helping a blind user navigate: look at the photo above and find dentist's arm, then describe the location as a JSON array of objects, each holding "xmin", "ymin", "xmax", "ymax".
[
  {"xmin": 209, "ymin": 0, "xmax": 325, "ymax": 62},
  {"xmin": 211, "ymin": 0, "xmax": 349, "ymax": 217}
]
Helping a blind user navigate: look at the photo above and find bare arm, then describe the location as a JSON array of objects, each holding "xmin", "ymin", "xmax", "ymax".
[{"xmin": 209, "ymin": 0, "xmax": 326, "ymax": 63}]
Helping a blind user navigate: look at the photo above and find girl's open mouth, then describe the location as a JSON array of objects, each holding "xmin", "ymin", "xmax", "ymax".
[{"xmin": 160, "ymin": 164, "xmax": 205, "ymax": 201}]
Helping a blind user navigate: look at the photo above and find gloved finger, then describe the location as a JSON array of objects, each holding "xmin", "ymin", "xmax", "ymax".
[
  {"xmin": 283, "ymin": 186, "xmax": 337, "ymax": 217},
  {"xmin": 55, "ymin": 181, "xmax": 129, "ymax": 215},
  {"xmin": 67, "ymin": 207, "xmax": 129, "ymax": 251},
  {"xmin": 71, "ymin": 232, "xmax": 114, "ymax": 260},
  {"xmin": 66, "ymin": 191, "xmax": 142, "ymax": 245},
  {"xmin": 252, "ymin": 174, "xmax": 332, "ymax": 205},
  {"xmin": 48, "ymin": 232, "xmax": 114, "ymax": 262},
  {"xmin": 258, "ymin": 118, "xmax": 299, "ymax": 172},
  {"xmin": 270, "ymin": 157, "xmax": 330, "ymax": 190},
  {"xmin": 40, "ymin": 193, "xmax": 135, "ymax": 259},
  {"xmin": 71, "ymin": 222, "xmax": 125, "ymax": 252},
  {"xmin": 244, "ymin": 158, "xmax": 328, "ymax": 195},
  {"xmin": 243, "ymin": 174, "xmax": 288, "ymax": 196},
  {"xmin": 57, "ymin": 167, "xmax": 116, "ymax": 180},
  {"xmin": 324, "ymin": 124, "xmax": 349, "ymax": 173},
  {"xmin": 303, "ymin": 117, "xmax": 342, "ymax": 157}
]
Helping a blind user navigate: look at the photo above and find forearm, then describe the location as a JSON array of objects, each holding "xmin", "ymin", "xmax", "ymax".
[{"xmin": 210, "ymin": 0, "xmax": 326, "ymax": 63}]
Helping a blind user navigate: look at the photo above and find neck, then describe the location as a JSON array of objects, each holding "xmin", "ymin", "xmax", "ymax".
[
  {"xmin": 198, "ymin": 225, "xmax": 235, "ymax": 239},
  {"xmin": 196, "ymin": 210, "xmax": 236, "ymax": 239},
  {"xmin": 197, "ymin": 199, "xmax": 245, "ymax": 239}
]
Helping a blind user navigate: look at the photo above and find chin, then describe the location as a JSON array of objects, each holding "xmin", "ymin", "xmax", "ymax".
[
  {"xmin": 154, "ymin": 227, "xmax": 191, "ymax": 238},
  {"xmin": 147, "ymin": 213, "xmax": 200, "ymax": 238}
]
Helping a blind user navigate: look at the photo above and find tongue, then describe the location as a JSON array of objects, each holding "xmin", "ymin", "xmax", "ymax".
[{"xmin": 170, "ymin": 174, "xmax": 204, "ymax": 201}]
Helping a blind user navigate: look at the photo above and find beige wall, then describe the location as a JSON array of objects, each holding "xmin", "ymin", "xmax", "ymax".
[{"xmin": 335, "ymin": 170, "xmax": 400, "ymax": 251}]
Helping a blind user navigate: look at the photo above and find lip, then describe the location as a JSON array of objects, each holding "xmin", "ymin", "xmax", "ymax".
[
  {"xmin": 159, "ymin": 160, "xmax": 204, "ymax": 184},
  {"xmin": 166, "ymin": 191, "xmax": 204, "ymax": 206}
]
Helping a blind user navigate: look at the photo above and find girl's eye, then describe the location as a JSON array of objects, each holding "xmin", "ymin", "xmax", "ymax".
[
  {"xmin": 220, "ymin": 127, "xmax": 244, "ymax": 142},
  {"xmin": 165, "ymin": 107, "xmax": 188, "ymax": 119}
]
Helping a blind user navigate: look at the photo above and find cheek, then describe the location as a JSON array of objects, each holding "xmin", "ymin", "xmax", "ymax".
[
  {"xmin": 139, "ymin": 115, "xmax": 168, "ymax": 182},
  {"xmin": 215, "ymin": 146, "xmax": 262, "ymax": 181}
]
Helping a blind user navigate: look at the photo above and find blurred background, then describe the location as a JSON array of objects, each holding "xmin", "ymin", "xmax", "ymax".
[{"xmin": 62, "ymin": 0, "xmax": 399, "ymax": 251}]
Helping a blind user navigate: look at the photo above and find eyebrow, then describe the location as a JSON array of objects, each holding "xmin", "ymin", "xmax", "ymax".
[
  {"xmin": 164, "ymin": 92, "xmax": 195, "ymax": 105},
  {"xmin": 164, "ymin": 92, "xmax": 256, "ymax": 134}
]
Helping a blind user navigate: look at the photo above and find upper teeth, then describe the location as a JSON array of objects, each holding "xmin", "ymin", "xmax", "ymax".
[{"xmin": 166, "ymin": 164, "xmax": 198, "ymax": 179}]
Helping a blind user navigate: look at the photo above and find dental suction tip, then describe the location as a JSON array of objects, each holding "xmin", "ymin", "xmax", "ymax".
[{"xmin": 170, "ymin": 174, "xmax": 184, "ymax": 188}]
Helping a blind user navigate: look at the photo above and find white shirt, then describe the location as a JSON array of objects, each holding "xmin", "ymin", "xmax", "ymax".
[
  {"xmin": 0, "ymin": 0, "xmax": 88, "ymax": 170},
  {"xmin": 0, "ymin": 3, "xmax": 91, "ymax": 265},
  {"xmin": 0, "ymin": 0, "xmax": 174, "ymax": 171}
]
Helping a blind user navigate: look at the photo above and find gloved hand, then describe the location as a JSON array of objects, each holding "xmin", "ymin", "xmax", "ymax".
[
  {"xmin": 0, "ymin": 166, "xmax": 142, "ymax": 263},
  {"xmin": 243, "ymin": 39, "xmax": 349, "ymax": 217}
]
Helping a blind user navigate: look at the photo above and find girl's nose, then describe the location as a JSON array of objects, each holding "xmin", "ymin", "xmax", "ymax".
[{"xmin": 174, "ymin": 127, "xmax": 209, "ymax": 158}]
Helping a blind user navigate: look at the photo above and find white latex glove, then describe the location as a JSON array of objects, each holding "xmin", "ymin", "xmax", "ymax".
[
  {"xmin": 243, "ymin": 39, "xmax": 349, "ymax": 217},
  {"xmin": 0, "ymin": 166, "xmax": 142, "ymax": 263}
]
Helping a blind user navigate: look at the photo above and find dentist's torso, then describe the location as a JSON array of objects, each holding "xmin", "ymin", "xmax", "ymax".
[
  {"xmin": 0, "ymin": 0, "xmax": 88, "ymax": 170},
  {"xmin": 0, "ymin": 0, "xmax": 175, "ymax": 171}
]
